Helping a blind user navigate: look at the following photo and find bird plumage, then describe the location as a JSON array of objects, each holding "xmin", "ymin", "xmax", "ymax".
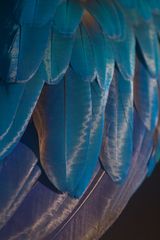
[{"xmin": 0, "ymin": 1, "xmax": 160, "ymax": 237}]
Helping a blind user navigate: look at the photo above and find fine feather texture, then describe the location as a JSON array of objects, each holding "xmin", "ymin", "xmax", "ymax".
[
  {"xmin": 100, "ymin": 69, "xmax": 133, "ymax": 182},
  {"xmin": 0, "ymin": 0, "xmax": 160, "ymax": 199},
  {"xmin": 0, "ymin": 142, "xmax": 40, "ymax": 230},
  {"xmin": 52, "ymin": 0, "xmax": 83, "ymax": 35},
  {"xmin": 135, "ymin": 22, "xmax": 160, "ymax": 78},
  {"xmin": 70, "ymin": 23, "xmax": 95, "ymax": 82},
  {"xmin": 84, "ymin": 0, "xmax": 126, "ymax": 40},
  {"xmin": 0, "ymin": 1, "xmax": 160, "ymax": 239},
  {"xmin": 17, "ymin": 0, "xmax": 62, "ymax": 26},
  {"xmin": 134, "ymin": 56, "xmax": 159, "ymax": 132},
  {"xmin": 33, "ymin": 68, "xmax": 92, "ymax": 197},
  {"xmin": 83, "ymin": 12, "xmax": 114, "ymax": 89},
  {"xmin": 45, "ymin": 29, "xmax": 75, "ymax": 84},
  {"xmin": 0, "ymin": 83, "xmax": 25, "ymax": 139},
  {"xmin": 0, "ymin": 64, "xmax": 45, "ymax": 161}
]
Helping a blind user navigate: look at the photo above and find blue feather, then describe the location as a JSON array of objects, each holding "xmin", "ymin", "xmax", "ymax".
[
  {"xmin": 135, "ymin": 23, "xmax": 160, "ymax": 79},
  {"xmin": 84, "ymin": 0, "xmax": 125, "ymax": 40},
  {"xmin": 114, "ymin": 22, "xmax": 135, "ymax": 80},
  {"xmin": 18, "ymin": 0, "xmax": 62, "ymax": 26},
  {"xmin": 74, "ymin": 80, "xmax": 107, "ymax": 196},
  {"xmin": 0, "ymin": 142, "xmax": 40, "ymax": 230},
  {"xmin": 118, "ymin": 0, "xmax": 152, "ymax": 22},
  {"xmin": 134, "ymin": 56, "xmax": 159, "ymax": 132},
  {"xmin": 52, "ymin": 0, "xmax": 83, "ymax": 35},
  {"xmin": 100, "ymin": 69, "xmax": 133, "ymax": 182},
  {"xmin": 48, "ymin": 31, "xmax": 74, "ymax": 84},
  {"xmin": 0, "ymin": 64, "xmax": 45, "ymax": 161},
  {"xmin": 147, "ymin": 0, "xmax": 160, "ymax": 14},
  {"xmin": 83, "ymin": 12, "xmax": 114, "ymax": 89},
  {"xmin": 16, "ymin": 25, "xmax": 50, "ymax": 82},
  {"xmin": 70, "ymin": 23, "xmax": 95, "ymax": 82},
  {"xmin": 0, "ymin": 83, "xmax": 25, "ymax": 139},
  {"xmin": 33, "ymin": 68, "xmax": 92, "ymax": 197}
]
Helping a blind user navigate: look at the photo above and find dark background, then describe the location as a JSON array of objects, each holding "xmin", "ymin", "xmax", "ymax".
[{"xmin": 100, "ymin": 163, "xmax": 160, "ymax": 240}]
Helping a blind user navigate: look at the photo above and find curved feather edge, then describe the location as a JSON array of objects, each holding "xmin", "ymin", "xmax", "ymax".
[
  {"xmin": 73, "ymin": 80, "xmax": 108, "ymax": 197},
  {"xmin": 100, "ymin": 69, "xmax": 133, "ymax": 182},
  {"xmin": 33, "ymin": 68, "xmax": 92, "ymax": 197},
  {"xmin": 83, "ymin": 12, "xmax": 114, "ymax": 89},
  {"xmin": 17, "ymin": 0, "xmax": 62, "ymax": 26},
  {"xmin": 0, "ymin": 142, "xmax": 41, "ymax": 230},
  {"xmin": 114, "ymin": 21, "xmax": 135, "ymax": 80},
  {"xmin": 52, "ymin": 0, "xmax": 83, "ymax": 35},
  {"xmin": 45, "ymin": 29, "xmax": 75, "ymax": 84},
  {"xmin": 134, "ymin": 55, "xmax": 159, "ymax": 132},
  {"xmin": 135, "ymin": 22, "xmax": 160, "ymax": 79},
  {"xmin": 0, "ymin": 64, "xmax": 45, "ymax": 161},
  {"xmin": 83, "ymin": 0, "xmax": 126, "ymax": 40},
  {"xmin": 70, "ymin": 23, "xmax": 95, "ymax": 82},
  {"xmin": 0, "ymin": 83, "xmax": 25, "ymax": 139}
]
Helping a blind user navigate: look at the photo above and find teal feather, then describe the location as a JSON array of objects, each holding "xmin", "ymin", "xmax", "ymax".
[
  {"xmin": 152, "ymin": 14, "xmax": 160, "ymax": 37},
  {"xmin": 51, "ymin": 29, "xmax": 74, "ymax": 83},
  {"xmin": 45, "ymin": 29, "xmax": 75, "ymax": 84},
  {"xmin": 136, "ymin": 0, "xmax": 152, "ymax": 21},
  {"xmin": 135, "ymin": 23, "xmax": 160, "ymax": 78},
  {"xmin": 52, "ymin": 0, "xmax": 83, "ymax": 35},
  {"xmin": 33, "ymin": 68, "xmax": 92, "ymax": 196},
  {"xmin": 84, "ymin": 0, "xmax": 125, "ymax": 40},
  {"xmin": 16, "ymin": 25, "xmax": 50, "ymax": 82},
  {"xmin": 0, "ymin": 64, "xmax": 45, "ymax": 161},
  {"xmin": 147, "ymin": 0, "xmax": 160, "ymax": 14},
  {"xmin": 114, "ymin": 22, "xmax": 135, "ymax": 80},
  {"xmin": 134, "ymin": 56, "xmax": 159, "ymax": 132},
  {"xmin": 83, "ymin": 12, "xmax": 114, "ymax": 89},
  {"xmin": 70, "ymin": 23, "xmax": 95, "ymax": 82},
  {"xmin": 74, "ymin": 80, "xmax": 108, "ymax": 196},
  {"xmin": 118, "ymin": 0, "xmax": 152, "ymax": 22},
  {"xmin": 19, "ymin": 0, "xmax": 62, "ymax": 26},
  {"xmin": 0, "ymin": 83, "xmax": 25, "ymax": 139},
  {"xmin": 100, "ymin": 69, "xmax": 133, "ymax": 182}
]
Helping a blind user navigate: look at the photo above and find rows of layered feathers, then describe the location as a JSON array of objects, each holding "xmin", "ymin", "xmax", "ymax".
[{"xmin": 0, "ymin": 0, "xmax": 160, "ymax": 197}]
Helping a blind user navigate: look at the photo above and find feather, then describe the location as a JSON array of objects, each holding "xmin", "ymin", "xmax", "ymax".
[
  {"xmin": 100, "ymin": 69, "xmax": 133, "ymax": 182},
  {"xmin": 134, "ymin": 56, "xmax": 159, "ymax": 132},
  {"xmin": 0, "ymin": 82, "xmax": 25, "ymax": 139},
  {"xmin": 147, "ymin": 0, "xmax": 160, "ymax": 14},
  {"xmin": 114, "ymin": 22, "xmax": 135, "ymax": 80},
  {"xmin": 74, "ymin": 80, "xmax": 107, "ymax": 197},
  {"xmin": 134, "ymin": 0, "xmax": 152, "ymax": 21},
  {"xmin": 70, "ymin": 23, "xmax": 95, "ymax": 82},
  {"xmin": 18, "ymin": 0, "xmax": 62, "ymax": 26},
  {"xmin": 0, "ymin": 0, "xmax": 19, "ymax": 82},
  {"xmin": 118, "ymin": 0, "xmax": 152, "ymax": 22},
  {"xmin": 153, "ymin": 14, "xmax": 160, "ymax": 36},
  {"xmin": 0, "ymin": 64, "xmax": 45, "ymax": 161},
  {"xmin": 147, "ymin": 111, "xmax": 160, "ymax": 176},
  {"xmin": 0, "ymin": 142, "xmax": 40, "ymax": 230},
  {"xmin": 52, "ymin": 0, "xmax": 83, "ymax": 35},
  {"xmin": 33, "ymin": 68, "xmax": 92, "ymax": 197},
  {"xmin": 135, "ymin": 23, "xmax": 160, "ymax": 78},
  {"xmin": 15, "ymin": 24, "xmax": 50, "ymax": 82},
  {"xmin": 83, "ymin": 12, "xmax": 114, "ymax": 89},
  {"xmin": 84, "ymin": 0, "xmax": 126, "ymax": 40},
  {"xmin": 45, "ymin": 29, "xmax": 74, "ymax": 84}
]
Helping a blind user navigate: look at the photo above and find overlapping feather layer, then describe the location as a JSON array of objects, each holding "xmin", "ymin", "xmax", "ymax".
[{"xmin": 0, "ymin": 0, "xmax": 160, "ymax": 197}]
